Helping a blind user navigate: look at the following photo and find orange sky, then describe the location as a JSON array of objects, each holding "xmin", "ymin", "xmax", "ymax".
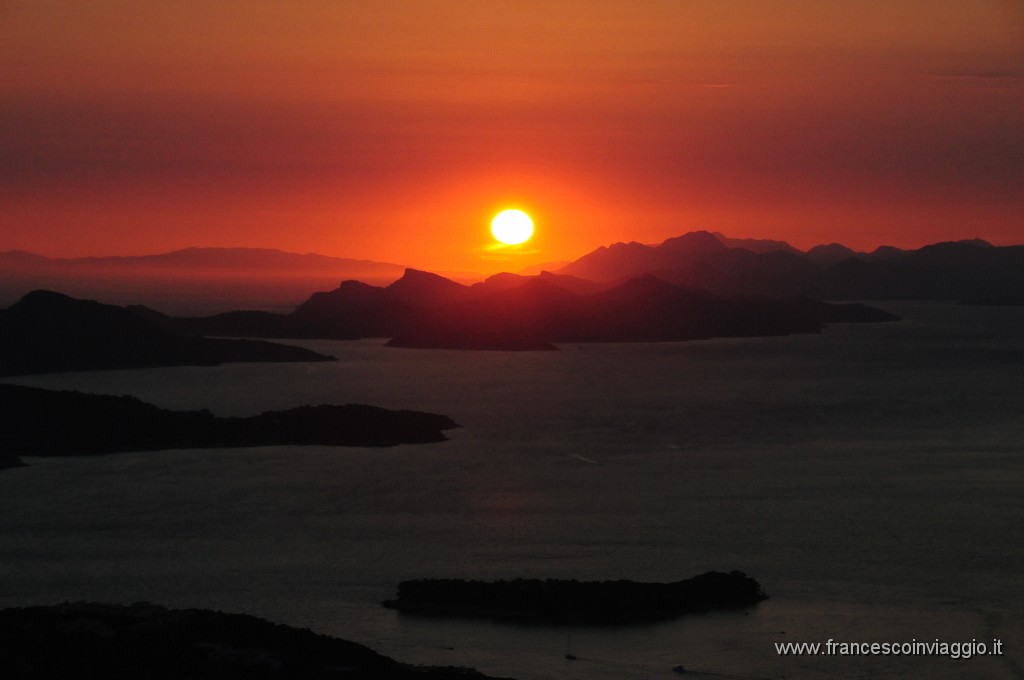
[{"xmin": 2, "ymin": 1, "xmax": 1022, "ymax": 273}]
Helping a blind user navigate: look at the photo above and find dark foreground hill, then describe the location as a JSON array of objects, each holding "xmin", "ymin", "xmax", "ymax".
[
  {"xmin": 0, "ymin": 383, "xmax": 458, "ymax": 461},
  {"xmin": 0, "ymin": 290, "xmax": 334, "ymax": 376},
  {"xmin": 383, "ymin": 571, "xmax": 767, "ymax": 623},
  {"xmin": 149, "ymin": 268, "xmax": 898, "ymax": 350},
  {"xmin": 0, "ymin": 602, "xmax": 511, "ymax": 680}
]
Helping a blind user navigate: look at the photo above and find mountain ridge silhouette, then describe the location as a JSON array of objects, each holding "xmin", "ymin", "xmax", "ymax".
[
  {"xmin": 129, "ymin": 267, "xmax": 898, "ymax": 350},
  {"xmin": 556, "ymin": 231, "xmax": 1021, "ymax": 300}
]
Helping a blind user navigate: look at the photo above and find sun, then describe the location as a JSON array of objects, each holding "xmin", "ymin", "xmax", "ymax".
[{"xmin": 491, "ymin": 209, "xmax": 534, "ymax": 245}]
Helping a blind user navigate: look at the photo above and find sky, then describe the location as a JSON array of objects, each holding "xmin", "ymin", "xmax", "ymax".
[{"xmin": 2, "ymin": 1, "xmax": 1022, "ymax": 273}]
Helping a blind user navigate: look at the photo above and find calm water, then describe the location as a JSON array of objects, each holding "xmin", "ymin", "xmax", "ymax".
[{"xmin": 2, "ymin": 303, "xmax": 1023, "ymax": 679}]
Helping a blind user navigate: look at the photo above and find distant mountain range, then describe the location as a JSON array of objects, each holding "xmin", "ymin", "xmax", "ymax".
[
  {"xmin": 4, "ymin": 234, "xmax": 1020, "ymax": 317},
  {"xmin": 3, "ymin": 230, "xmax": 1018, "ymax": 361},
  {"xmin": 0, "ymin": 247, "xmax": 411, "ymax": 315},
  {"xmin": 556, "ymin": 231, "xmax": 1024, "ymax": 301}
]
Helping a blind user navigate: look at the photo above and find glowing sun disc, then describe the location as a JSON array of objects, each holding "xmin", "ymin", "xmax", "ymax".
[{"xmin": 491, "ymin": 209, "xmax": 534, "ymax": 245}]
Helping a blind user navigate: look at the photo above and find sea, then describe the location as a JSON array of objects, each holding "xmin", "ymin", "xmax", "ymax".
[{"xmin": 1, "ymin": 302, "xmax": 1022, "ymax": 679}]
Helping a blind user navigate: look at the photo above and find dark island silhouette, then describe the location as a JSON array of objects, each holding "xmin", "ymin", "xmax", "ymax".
[
  {"xmin": 385, "ymin": 274, "xmax": 897, "ymax": 349},
  {"xmin": 137, "ymin": 267, "xmax": 899, "ymax": 351},
  {"xmin": 0, "ymin": 383, "xmax": 458, "ymax": 460},
  {"xmin": 0, "ymin": 290, "xmax": 335, "ymax": 377},
  {"xmin": 0, "ymin": 602, "xmax": 513, "ymax": 680},
  {"xmin": 382, "ymin": 571, "xmax": 767, "ymax": 623}
]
